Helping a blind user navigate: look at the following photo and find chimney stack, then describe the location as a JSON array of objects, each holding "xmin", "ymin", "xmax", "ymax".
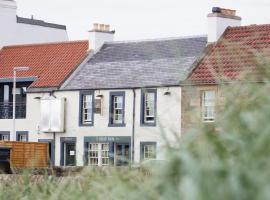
[
  {"xmin": 207, "ymin": 7, "xmax": 241, "ymax": 43},
  {"xmin": 88, "ymin": 23, "xmax": 115, "ymax": 51}
]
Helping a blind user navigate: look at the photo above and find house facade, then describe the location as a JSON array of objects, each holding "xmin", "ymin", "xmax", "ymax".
[
  {"xmin": 0, "ymin": 40, "xmax": 89, "ymax": 166},
  {"xmin": 181, "ymin": 21, "xmax": 270, "ymax": 133},
  {"xmin": 0, "ymin": 0, "xmax": 68, "ymax": 47},
  {"xmin": 41, "ymin": 36, "xmax": 206, "ymax": 167},
  {"xmin": 0, "ymin": 35, "xmax": 207, "ymax": 167}
]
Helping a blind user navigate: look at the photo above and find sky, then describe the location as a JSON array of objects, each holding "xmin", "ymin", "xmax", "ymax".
[{"xmin": 17, "ymin": 0, "xmax": 270, "ymax": 41}]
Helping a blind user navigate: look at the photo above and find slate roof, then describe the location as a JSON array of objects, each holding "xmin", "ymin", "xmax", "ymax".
[
  {"xmin": 63, "ymin": 36, "xmax": 207, "ymax": 90},
  {"xmin": 0, "ymin": 41, "xmax": 88, "ymax": 88},
  {"xmin": 17, "ymin": 16, "xmax": 66, "ymax": 30},
  {"xmin": 187, "ymin": 24, "xmax": 270, "ymax": 84}
]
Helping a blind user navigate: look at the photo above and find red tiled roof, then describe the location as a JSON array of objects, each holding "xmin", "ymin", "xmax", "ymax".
[
  {"xmin": 0, "ymin": 40, "xmax": 89, "ymax": 88},
  {"xmin": 188, "ymin": 24, "xmax": 270, "ymax": 84}
]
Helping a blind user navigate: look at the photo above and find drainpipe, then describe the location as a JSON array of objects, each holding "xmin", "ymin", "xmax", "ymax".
[{"xmin": 131, "ymin": 89, "xmax": 136, "ymax": 163}]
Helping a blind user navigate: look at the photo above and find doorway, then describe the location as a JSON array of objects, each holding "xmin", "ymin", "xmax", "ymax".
[
  {"xmin": 64, "ymin": 142, "xmax": 76, "ymax": 166},
  {"xmin": 115, "ymin": 143, "xmax": 130, "ymax": 166}
]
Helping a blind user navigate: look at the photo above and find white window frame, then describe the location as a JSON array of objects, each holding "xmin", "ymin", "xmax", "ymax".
[
  {"xmin": 82, "ymin": 94, "xmax": 93, "ymax": 124},
  {"xmin": 1, "ymin": 135, "xmax": 9, "ymax": 141},
  {"xmin": 144, "ymin": 92, "xmax": 155, "ymax": 123},
  {"xmin": 113, "ymin": 96, "xmax": 124, "ymax": 124},
  {"xmin": 88, "ymin": 143, "xmax": 110, "ymax": 167},
  {"xmin": 201, "ymin": 90, "xmax": 216, "ymax": 122},
  {"xmin": 19, "ymin": 134, "xmax": 27, "ymax": 142},
  {"xmin": 143, "ymin": 144, "xmax": 156, "ymax": 160}
]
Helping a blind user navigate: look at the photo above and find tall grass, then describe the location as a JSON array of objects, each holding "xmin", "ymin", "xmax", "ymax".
[{"xmin": 0, "ymin": 81, "xmax": 269, "ymax": 200}]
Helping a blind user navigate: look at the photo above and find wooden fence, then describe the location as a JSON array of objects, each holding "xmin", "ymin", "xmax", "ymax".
[{"xmin": 0, "ymin": 141, "xmax": 49, "ymax": 168}]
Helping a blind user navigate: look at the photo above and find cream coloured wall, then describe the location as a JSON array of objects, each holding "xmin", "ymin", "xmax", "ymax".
[{"xmin": 0, "ymin": 87, "xmax": 182, "ymax": 166}]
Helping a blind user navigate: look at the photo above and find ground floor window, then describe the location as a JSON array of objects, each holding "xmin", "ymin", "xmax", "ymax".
[
  {"xmin": 87, "ymin": 142, "xmax": 130, "ymax": 167},
  {"xmin": 0, "ymin": 132, "xmax": 10, "ymax": 141},
  {"xmin": 88, "ymin": 143, "xmax": 110, "ymax": 166},
  {"xmin": 140, "ymin": 142, "xmax": 157, "ymax": 161},
  {"xmin": 16, "ymin": 131, "xmax": 28, "ymax": 142}
]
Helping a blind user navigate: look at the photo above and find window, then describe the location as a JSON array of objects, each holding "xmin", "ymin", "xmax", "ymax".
[
  {"xmin": 79, "ymin": 91, "xmax": 94, "ymax": 126},
  {"xmin": 109, "ymin": 92, "xmax": 125, "ymax": 126},
  {"xmin": 141, "ymin": 89, "xmax": 157, "ymax": 126},
  {"xmin": 88, "ymin": 143, "xmax": 99, "ymax": 166},
  {"xmin": 95, "ymin": 98, "xmax": 102, "ymax": 114},
  {"xmin": 201, "ymin": 90, "xmax": 216, "ymax": 122},
  {"xmin": 16, "ymin": 132, "xmax": 28, "ymax": 142},
  {"xmin": 83, "ymin": 95, "xmax": 93, "ymax": 124},
  {"xmin": 140, "ymin": 142, "xmax": 157, "ymax": 161},
  {"xmin": 88, "ymin": 143, "xmax": 110, "ymax": 166},
  {"xmin": 0, "ymin": 132, "xmax": 10, "ymax": 141}
]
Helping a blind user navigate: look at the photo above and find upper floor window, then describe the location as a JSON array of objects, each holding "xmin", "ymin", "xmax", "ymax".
[
  {"xmin": 141, "ymin": 89, "xmax": 157, "ymax": 126},
  {"xmin": 201, "ymin": 90, "xmax": 216, "ymax": 122},
  {"xmin": 79, "ymin": 91, "xmax": 94, "ymax": 126},
  {"xmin": 109, "ymin": 92, "xmax": 125, "ymax": 126}
]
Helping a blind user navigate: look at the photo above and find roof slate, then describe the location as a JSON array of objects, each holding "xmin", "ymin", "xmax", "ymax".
[
  {"xmin": 63, "ymin": 36, "xmax": 207, "ymax": 90},
  {"xmin": 187, "ymin": 24, "xmax": 270, "ymax": 84},
  {"xmin": 17, "ymin": 16, "xmax": 67, "ymax": 30}
]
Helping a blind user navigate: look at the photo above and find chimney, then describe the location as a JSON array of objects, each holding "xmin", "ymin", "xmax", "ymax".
[
  {"xmin": 88, "ymin": 23, "xmax": 115, "ymax": 51},
  {"xmin": 207, "ymin": 7, "xmax": 241, "ymax": 43}
]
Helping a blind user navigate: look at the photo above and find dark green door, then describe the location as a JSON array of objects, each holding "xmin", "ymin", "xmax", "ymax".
[
  {"xmin": 65, "ymin": 143, "xmax": 76, "ymax": 166},
  {"xmin": 115, "ymin": 144, "xmax": 130, "ymax": 166}
]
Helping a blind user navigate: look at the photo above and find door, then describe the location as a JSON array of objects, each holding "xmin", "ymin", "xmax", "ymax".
[
  {"xmin": 65, "ymin": 142, "xmax": 76, "ymax": 166},
  {"xmin": 115, "ymin": 144, "xmax": 130, "ymax": 166}
]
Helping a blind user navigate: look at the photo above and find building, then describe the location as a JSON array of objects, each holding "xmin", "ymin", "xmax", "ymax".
[
  {"xmin": 0, "ymin": 0, "xmax": 68, "ymax": 47},
  {"xmin": 0, "ymin": 40, "xmax": 89, "ymax": 165},
  {"xmin": 0, "ymin": 33, "xmax": 207, "ymax": 167},
  {"xmin": 181, "ymin": 8, "xmax": 270, "ymax": 133},
  {"xmin": 46, "ymin": 35, "xmax": 206, "ymax": 167}
]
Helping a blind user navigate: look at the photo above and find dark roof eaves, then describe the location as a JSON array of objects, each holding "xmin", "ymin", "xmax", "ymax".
[{"xmin": 17, "ymin": 16, "xmax": 66, "ymax": 30}]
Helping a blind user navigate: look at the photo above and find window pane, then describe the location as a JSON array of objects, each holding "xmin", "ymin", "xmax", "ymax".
[
  {"xmin": 82, "ymin": 94, "xmax": 93, "ymax": 124},
  {"xmin": 202, "ymin": 91, "xmax": 215, "ymax": 121},
  {"xmin": 113, "ymin": 95, "xmax": 124, "ymax": 124},
  {"xmin": 144, "ymin": 92, "xmax": 155, "ymax": 123},
  {"xmin": 144, "ymin": 144, "xmax": 156, "ymax": 160}
]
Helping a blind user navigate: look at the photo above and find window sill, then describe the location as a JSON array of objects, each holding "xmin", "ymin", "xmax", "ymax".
[
  {"xmin": 108, "ymin": 123, "xmax": 126, "ymax": 127},
  {"xmin": 79, "ymin": 123, "xmax": 94, "ymax": 127},
  {"xmin": 140, "ymin": 123, "xmax": 156, "ymax": 127}
]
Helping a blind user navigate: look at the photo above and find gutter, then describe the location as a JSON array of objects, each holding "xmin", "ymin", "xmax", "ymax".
[{"xmin": 131, "ymin": 89, "xmax": 136, "ymax": 163}]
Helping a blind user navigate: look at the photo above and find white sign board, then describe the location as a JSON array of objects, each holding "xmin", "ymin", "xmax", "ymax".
[{"xmin": 40, "ymin": 98, "xmax": 65, "ymax": 133}]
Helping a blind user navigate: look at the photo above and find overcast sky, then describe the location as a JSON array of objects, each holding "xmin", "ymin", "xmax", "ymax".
[{"xmin": 18, "ymin": 0, "xmax": 270, "ymax": 41}]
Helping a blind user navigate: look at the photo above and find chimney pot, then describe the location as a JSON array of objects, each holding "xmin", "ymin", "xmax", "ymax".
[
  {"xmin": 105, "ymin": 24, "xmax": 110, "ymax": 31},
  {"xmin": 93, "ymin": 23, "xmax": 99, "ymax": 31},
  {"xmin": 99, "ymin": 24, "xmax": 105, "ymax": 31}
]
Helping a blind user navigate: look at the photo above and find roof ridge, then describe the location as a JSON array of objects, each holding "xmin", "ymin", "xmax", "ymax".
[
  {"xmin": 104, "ymin": 35, "xmax": 207, "ymax": 45},
  {"xmin": 2, "ymin": 40, "xmax": 89, "ymax": 49},
  {"xmin": 227, "ymin": 23, "xmax": 270, "ymax": 30}
]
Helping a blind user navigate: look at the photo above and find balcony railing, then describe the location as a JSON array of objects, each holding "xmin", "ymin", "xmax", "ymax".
[{"xmin": 0, "ymin": 102, "xmax": 26, "ymax": 119}]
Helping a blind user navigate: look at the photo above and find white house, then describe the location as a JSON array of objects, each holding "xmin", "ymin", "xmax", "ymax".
[
  {"xmin": 28, "ymin": 34, "xmax": 207, "ymax": 167},
  {"xmin": 0, "ymin": 0, "xmax": 68, "ymax": 47}
]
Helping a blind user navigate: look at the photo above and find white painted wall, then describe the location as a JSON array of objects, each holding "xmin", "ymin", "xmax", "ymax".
[
  {"xmin": 89, "ymin": 31, "xmax": 114, "ymax": 51},
  {"xmin": 0, "ymin": 87, "xmax": 181, "ymax": 166},
  {"xmin": 207, "ymin": 15, "xmax": 241, "ymax": 43},
  {"xmin": 0, "ymin": 0, "xmax": 68, "ymax": 48}
]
